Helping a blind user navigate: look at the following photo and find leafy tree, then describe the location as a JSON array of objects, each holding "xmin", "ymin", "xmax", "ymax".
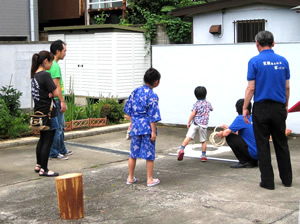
[
  {"xmin": 124, "ymin": 0, "xmax": 215, "ymax": 43},
  {"xmin": 127, "ymin": 0, "xmax": 213, "ymax": 20}
]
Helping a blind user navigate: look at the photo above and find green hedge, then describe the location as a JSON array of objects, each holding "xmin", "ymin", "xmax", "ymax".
[
  {"xmin": 0, "ymin": 86, "xmax": 30, "ymax": 139},
  {"xmin": 65, "ymin": 95, "xmax": 124, "ymax": 124}
]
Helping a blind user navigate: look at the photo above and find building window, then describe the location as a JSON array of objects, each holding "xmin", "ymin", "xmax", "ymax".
[{"xmin": 234, "ymin": 19, "xmax": 266, "ymax": 43}]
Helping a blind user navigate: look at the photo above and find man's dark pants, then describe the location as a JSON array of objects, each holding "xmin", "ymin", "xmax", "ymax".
[
  {"xmin": 253, "ymin": 101, "xmax": 292, "ymax": 188},
  {"xmin": 226, "ymin": 133, "xmax": 255, "ymax": 164}
]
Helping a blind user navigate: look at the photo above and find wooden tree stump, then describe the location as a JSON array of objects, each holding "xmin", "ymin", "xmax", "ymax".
[{"xmin": 55, "ymin": 173, "xmax": 84, "ymax": 220}]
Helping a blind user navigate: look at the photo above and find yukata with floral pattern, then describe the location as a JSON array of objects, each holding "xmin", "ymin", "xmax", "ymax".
[{"xmin": 124, "ymin": 84, "xmax": 161, "ymax": 161}]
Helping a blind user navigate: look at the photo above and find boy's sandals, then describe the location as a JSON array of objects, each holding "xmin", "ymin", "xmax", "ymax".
[
  {"xmin": 34, "ymin": 164, "xmax": 41, "ymax": 173},
  {"xmin": 147, "ymin": 178, "xmax": 160, "ymax": 187},
  {"xmin": 126, "ymin": 177, "xmax": 137, "ymax": 185},
  {"xmin": 39, "ymin": 168, "xmax": 59, "ymax": 177}
]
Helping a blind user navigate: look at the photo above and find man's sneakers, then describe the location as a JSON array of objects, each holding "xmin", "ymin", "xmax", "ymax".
[
  {"xmin": 50, "ymin": 150, "xmax": 73, "ymax": 160},
  {"xmin": 177, "ymin": 150, "xmax": 184, "ymax": 161},
  {"xmin": 63, "ymin": 150, "xmax": 73, "ymax": 156},
  {"xmin": 56, "ymin": 153, "xmax": 69, "ymax": 160},
  {"xmin": 49, "ymin": 153, "xmax": 68, "ymax": 160}
]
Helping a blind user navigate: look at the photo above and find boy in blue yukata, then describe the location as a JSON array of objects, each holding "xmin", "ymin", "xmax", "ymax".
[
  {"xmin": 124, "ymin": 68, "xmax": 162, "ymax": 187},
  {"xmin": 177, "ymin": 86, "xmax": 213, "ymax": 162}
]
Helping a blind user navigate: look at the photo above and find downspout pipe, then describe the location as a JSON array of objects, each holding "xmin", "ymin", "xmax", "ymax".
[
  {"xmin": 85, "ymin": 0, "xmax": 90, "ymax": 25},
  {"xmin": 30, "ymin": 0, "xmax": 35, "ymax": 41}
]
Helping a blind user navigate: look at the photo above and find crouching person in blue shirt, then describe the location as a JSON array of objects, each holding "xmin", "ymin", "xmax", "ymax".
[
  {"xmin": 124, "ymin": 68, "xmax": 162, "ymax": 187},
  {"xmin": 217, "ymin": 99, "xmax": 258, "ymax": 168}
]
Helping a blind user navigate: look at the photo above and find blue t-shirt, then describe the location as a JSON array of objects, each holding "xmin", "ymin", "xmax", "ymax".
[
  {"xmin": 229, "ymin": 115, "xmax": 257, "ymax": 160},
  {"xmin": 247, "ymin": 49, "xmax": 290, "ymax": 104},
  {"xmin": 124, "ymin": 85, "xmax": 161, "ymax": 136}
]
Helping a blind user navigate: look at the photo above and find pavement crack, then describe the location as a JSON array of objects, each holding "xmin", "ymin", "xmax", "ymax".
[
  {"xmin": 270, "ymin": 208, "xmax": 299, "ymax": 224},
  {"xmin": 0, "ymin": 177, "xmax": 40, "ymax": 188}
]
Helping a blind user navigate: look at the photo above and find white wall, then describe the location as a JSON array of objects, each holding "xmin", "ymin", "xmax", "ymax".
[
  {"xmin": 193, "ymin": 4, "xmax": 300, "ymax": 44},
  {"xmin": 0, "ymin": 43, "xmax": 50, "ymax": 109},
  {"xmin": 152, "ymin": 42, "xmax": 300, "ymax": 134}
]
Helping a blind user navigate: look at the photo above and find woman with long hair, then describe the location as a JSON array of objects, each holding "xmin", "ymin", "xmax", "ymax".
[{"xmin": 31, "ymin": 50, "xmax": 60, "ymax": 177}]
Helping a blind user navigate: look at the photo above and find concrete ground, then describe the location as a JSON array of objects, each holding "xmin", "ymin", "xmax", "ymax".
[{"xmin": 0, "ymin": 124, "xmax": 300, "ymax": 224}]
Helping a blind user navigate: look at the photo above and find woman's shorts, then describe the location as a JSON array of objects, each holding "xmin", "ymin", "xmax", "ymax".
[
  {"xmin": 130, "ymin": 134, "xmax": 156, "ymax": 160},
  {"xmin": 186, "ymin": 123, "xmax": 207, "ymax": 143}
]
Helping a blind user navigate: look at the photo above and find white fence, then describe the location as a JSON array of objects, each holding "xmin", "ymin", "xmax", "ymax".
[
  {"xmin": 48, "ymin": 31, "xmax": 150, "ymax": 99},
  {"xmin": 152, "ymin": 42, "xmax": 300, "ymax": 134}
]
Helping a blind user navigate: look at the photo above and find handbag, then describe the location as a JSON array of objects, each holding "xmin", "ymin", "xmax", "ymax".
[{"xmin": 29, "ymin": 100, "xmax": 54, "ymax": 131}]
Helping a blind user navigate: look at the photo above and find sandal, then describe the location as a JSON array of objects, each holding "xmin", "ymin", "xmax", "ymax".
[
  {"xmin": 39, "ymin": 168, "xmax": 59, "ymax": 177},
  {"xmin": 126, "ymin": 177, "xmax": 137, "ymax": 185},
  {"xmin": 147, "ymin": 178, "xmax": 160, "ymax": 187},
  {"xmin": 34, "ymin": 164, "xmax": 41, "ymax": 173}
]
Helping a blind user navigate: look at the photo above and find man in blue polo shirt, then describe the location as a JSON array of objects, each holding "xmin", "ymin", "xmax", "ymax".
[
  {"xmin": 243, "ymin": 31, "xmax": 292, "ymax": 190},
  {"xmin": 217, "ymin": 99, "xmax": 257, "ymax": 168}
]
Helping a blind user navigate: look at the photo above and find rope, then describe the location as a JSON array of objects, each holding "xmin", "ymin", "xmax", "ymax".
[{"xmin": 209, "ymin": 126, "xmax": 226, "ymax": 147}]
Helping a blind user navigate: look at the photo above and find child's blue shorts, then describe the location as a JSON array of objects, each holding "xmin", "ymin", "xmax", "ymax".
[{"xmin": 130, "ymin": 134, "xmax": 156, "ymax": 160}]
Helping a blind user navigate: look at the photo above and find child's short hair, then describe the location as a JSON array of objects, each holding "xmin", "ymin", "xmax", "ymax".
[
  {"xmin": 235, "ymin": 99, "xmax": 252, "ymax": 115},
  {"xmin": 194, "ymin": 86, "xmax": 207, "ymax": 100},
  {"xmin": 144, "ymin": 68, "xmax": 161, "ymax": 86}
]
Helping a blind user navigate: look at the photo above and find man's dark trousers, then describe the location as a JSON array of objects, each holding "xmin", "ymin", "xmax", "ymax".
[
  {"xmin": 253, "ymin": 101, "xmax": 292, "ymax": 188},
  {"xmin": 226, "ymin": 133, "xmax": 254, "ymax": 164}
]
